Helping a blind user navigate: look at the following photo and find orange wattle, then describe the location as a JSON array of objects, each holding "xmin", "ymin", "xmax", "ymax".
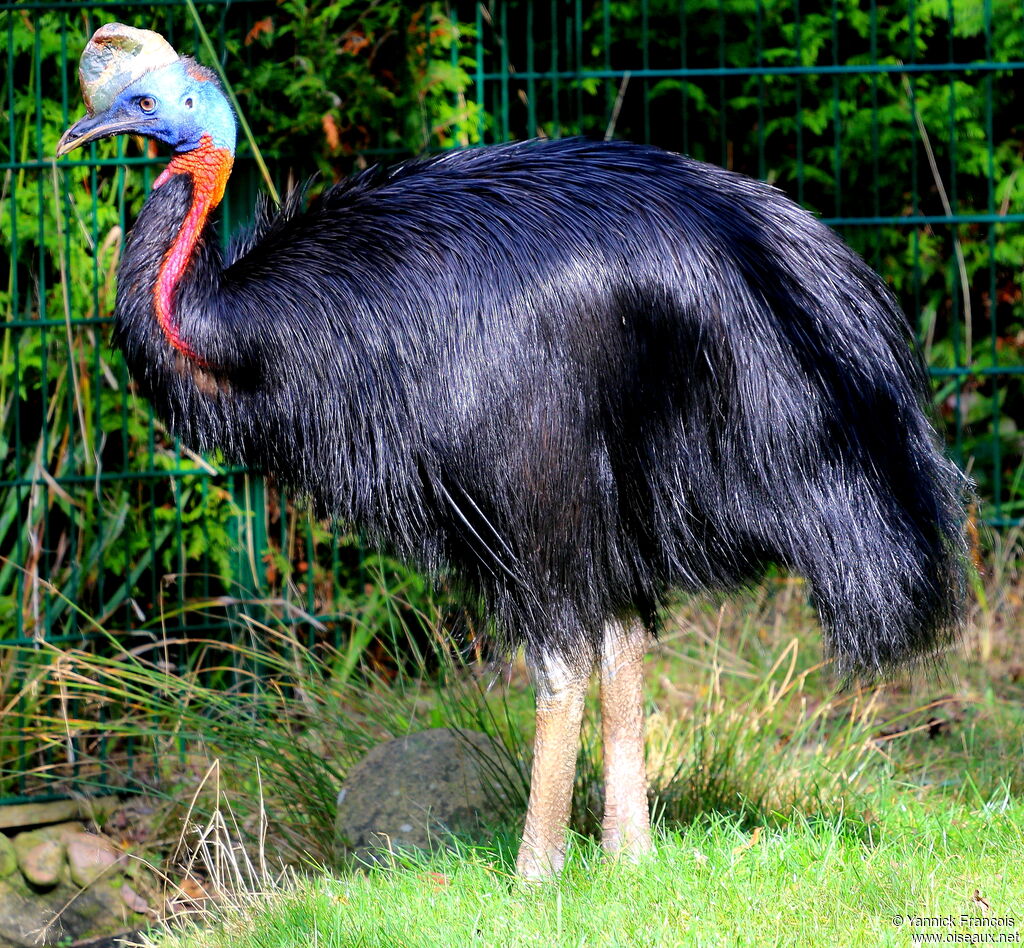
[{"xmin": 151, "ymin": 134, "xmax": 234, "ymax": 364}]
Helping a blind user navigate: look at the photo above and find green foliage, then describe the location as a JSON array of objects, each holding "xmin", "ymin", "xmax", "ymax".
[
  {"xmin": 492, "ymin": 0, "xmax": 1024, "ymax": 521},
  {"xmin": 230, "ymin": 0, "xmax": 482, "ymax": 173},
  {"xmin": 0, "ymin": 0, "xmax": 482, "ymax": 648}
]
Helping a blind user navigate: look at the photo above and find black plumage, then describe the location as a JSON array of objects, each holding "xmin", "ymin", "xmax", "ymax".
[{"xmin": 115, "ymin": 137, "xmax": 966, "ymax": 675}]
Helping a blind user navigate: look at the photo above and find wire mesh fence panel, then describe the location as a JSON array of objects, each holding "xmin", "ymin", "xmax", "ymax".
[
  {"xmin": 466, "ymin": 0, "xmax": 1024, "ymax": 528},
  {"xmin": 1, "ymin": 0, "xmax": 1020, "ymax": 805},
  {"xmin": 0, "ymin": 1, "xmax": 390, "ymax": 805}
]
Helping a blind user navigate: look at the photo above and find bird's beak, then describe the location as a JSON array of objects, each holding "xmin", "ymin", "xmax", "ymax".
[{"xmin": 55, "ymin": 112, "xmax": 156, "ymax": 158}]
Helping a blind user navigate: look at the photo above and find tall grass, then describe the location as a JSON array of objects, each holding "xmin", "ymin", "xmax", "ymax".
[
  {"xmin": 2, "ymin": 566, "xmax": 454, "ymax": 861},
  {"xmin": 7, "ymin": 576, "xmax": 908, "ymax": 868}
]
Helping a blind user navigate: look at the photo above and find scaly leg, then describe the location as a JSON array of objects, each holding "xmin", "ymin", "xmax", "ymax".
[
  {"xmin": 516, "ymin": 645, "xmax": 593, "ymax": 879},
  {"xmin": 599, "ymin": 617, "xmax": 653, "ymax": 859}
]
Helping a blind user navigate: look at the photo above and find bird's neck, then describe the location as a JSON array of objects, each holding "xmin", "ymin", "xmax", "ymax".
[{"xmin": 150, "ymin": 133, "xmax": 234, "ymax": 364}]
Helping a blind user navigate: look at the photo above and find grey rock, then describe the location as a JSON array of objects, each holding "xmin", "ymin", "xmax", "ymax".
[
  {"xmin": 118, "ymin": 881, "xmax": 151, "ymax": 916},
  {"xmin": 334, "ymin": 728, "xmax": 521, "ymax": 867},
  {"xmin": 13, "ymin": 822, "xmax": 84, "ymax": 849},
  {"xmin": 0, "ymin": 798, "xmax": 120, "ymax": 833},
  {"xmin": 0, "ymin": 822, "xmax": 143, "ymax": 947},
  {"xmin": 0, "ymin": 875, "xmax": 131, "ymax": 947}
]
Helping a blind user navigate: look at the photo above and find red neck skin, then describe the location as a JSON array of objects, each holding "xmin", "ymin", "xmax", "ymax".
[{"xmin": 151, "ymin": 134, "xmax": 234, "ymax": 366}]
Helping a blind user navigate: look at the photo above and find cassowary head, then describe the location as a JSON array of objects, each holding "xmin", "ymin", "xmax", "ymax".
[{"xmin": 56, "ymin": 23, "xmax": 236, "ymax": 157}]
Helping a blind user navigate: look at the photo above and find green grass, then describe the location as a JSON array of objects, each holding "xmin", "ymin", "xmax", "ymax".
[{"xmin": 137, "ymin": 791, "xmax": 1024, "ymax": 948}]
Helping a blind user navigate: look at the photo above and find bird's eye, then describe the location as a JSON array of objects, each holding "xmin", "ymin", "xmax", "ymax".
[
  {"xmin": 138, "ymin": 96, "xmax": 157, "ymax": 113},
  {"xmin": 184, "ymin": 97, "xmax": 194, "ymax": 110}
]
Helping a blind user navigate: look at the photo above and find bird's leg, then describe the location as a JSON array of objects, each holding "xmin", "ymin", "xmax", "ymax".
[
  {"xmin": 516, "ymin": 645, "xmax": 593, "ymax": 880},
  {"xmin": 599, "ymin": 617, "xmax": 653, "ymax": 860}
]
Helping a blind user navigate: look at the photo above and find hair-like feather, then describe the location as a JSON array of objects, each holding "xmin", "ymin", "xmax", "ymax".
[{"xmin": 112, "ymin": 137, "xmax": 967, "ymax": 676}]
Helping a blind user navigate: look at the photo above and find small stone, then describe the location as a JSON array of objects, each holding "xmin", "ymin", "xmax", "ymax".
[
  {"xmin": 0, "ymin": 834, "xmax": 16, "ymax": 878},
  {"xmin": 19, "ymin": 839, "xmax": 63, "ymax": 887},
  {"xmin": 120, "ymin": 881, "xmax": 151, "ymax": 915},
  {"xmin": 66, "ymin": 832, "xmax": 123, "ymax": 888}
]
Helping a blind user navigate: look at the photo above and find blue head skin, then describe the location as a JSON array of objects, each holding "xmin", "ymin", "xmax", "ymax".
[{"xmin": 56, "ymin": 57, "xmax": 236, "ymax": 157}]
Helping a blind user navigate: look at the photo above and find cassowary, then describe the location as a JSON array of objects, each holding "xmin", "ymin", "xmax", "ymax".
[{"xmin": 58, "ymin": 24, "xmax": 967, "ymax": 879}]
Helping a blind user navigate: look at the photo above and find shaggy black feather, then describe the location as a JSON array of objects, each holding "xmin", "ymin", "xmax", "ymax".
[{"xmin": 113, "ymin": 137, "xmax": 968, "ymax": 675}]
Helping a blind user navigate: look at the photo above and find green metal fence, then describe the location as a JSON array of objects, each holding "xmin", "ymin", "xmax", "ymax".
[
  {"xmin": 467, "ymin": 0, "xmax": 1024, "ymax": 528},
  {"xmin": 1, "ymin": 0, "xmax": 381, "ymax": 805},
  {"xmin": 1, "ymin": 0, "xmax": 1021, "ymax": 804}
]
